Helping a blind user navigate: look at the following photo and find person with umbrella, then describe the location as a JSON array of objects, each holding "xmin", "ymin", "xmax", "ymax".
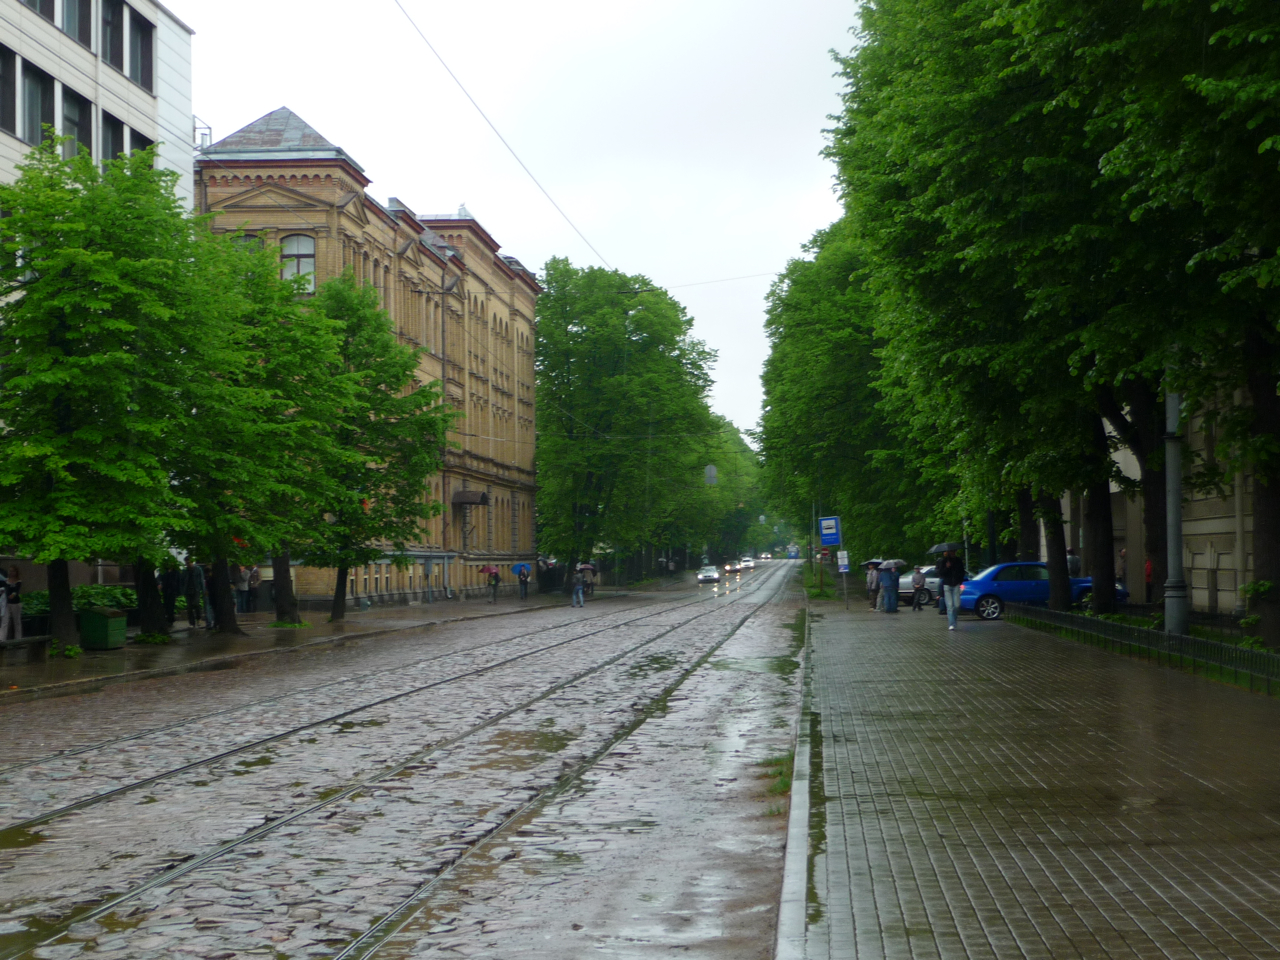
[
  {"xmin": 578, "ymin": 561, "xmax": 597, "ymax": 596},
  {"xmin": 865, "ymin": 561, "xmax": 882, "ymax": 611},
  {"xmin": 934, "ymin": 545, "xmax": 966, "ymax": 631},
  {"xmin": 514, "ymin": 563, "xmax": 531, "ymax": 600},
  {"xmin": 571, "ymin": 566, "xmax": 586, "ymax": 608},
  {"xmin": 481, "ymin": 565, "xmax": 501, "ymax": 604},
  {"xmin": 878, "ymin": 560, "xmax": 905, "ymax": 613}
]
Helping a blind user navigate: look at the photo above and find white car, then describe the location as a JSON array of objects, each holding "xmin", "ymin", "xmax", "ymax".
[
  {"xmin": 740, "ymin": 557, "xmax": 755, "ymax": 570},
  {"xmin": 898, "ymin": 566, "xmax": 943, "ymax": 603},
  {"xmin": 696, "ymin": 565, "xmax": 721, "ymax": 583}
]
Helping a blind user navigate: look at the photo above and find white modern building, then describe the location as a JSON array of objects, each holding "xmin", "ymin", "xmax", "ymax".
[{"xmin": 0, "ymin": 0, "xmax": 192, "ymax": 203}]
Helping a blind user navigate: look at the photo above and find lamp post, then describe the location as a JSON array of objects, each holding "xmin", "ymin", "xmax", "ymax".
[{"xmin": 1164, "ymin": 383, "xmax": 1188, "ymax": 636}]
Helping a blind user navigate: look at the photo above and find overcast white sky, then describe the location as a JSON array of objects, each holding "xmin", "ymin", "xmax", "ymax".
[{"xmin": 166, "ymin": 0, "xmax": 855, "ymax": 433}]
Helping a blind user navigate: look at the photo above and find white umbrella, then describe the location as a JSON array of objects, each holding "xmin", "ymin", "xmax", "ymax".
[{"xmin": 878, "ymin": 559, "xmax": 907, "ymax": 569}]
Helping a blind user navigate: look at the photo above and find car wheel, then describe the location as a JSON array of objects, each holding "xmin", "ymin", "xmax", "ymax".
[
  {"xmin": 975, "ymin": 595, "xmax": 1004, "ymax": 620},
  {"xmin": 918, "ymin": 588, "xmax": 933, "ymax": 605}
]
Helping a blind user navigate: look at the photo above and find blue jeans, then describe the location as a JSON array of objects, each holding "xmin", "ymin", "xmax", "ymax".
[
  {"xmin": 572, "ymin": 585, "xmax": 584, "ymax": 607},
  {"xmin": 882, "ymin": 585, "xmax": 898, "ymax": 612},
  {"xmin": 944, "ymin": 584, "xmax": 962, "ymax": 628}
]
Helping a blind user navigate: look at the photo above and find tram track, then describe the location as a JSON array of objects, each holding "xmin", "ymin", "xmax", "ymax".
[
  {"xmin": 1, "ymin": 565, "xmax": 790, "ymax": 960},
  {"xmin": 1, "ymin": 576, "xmax": 758, "ymax": 829}
]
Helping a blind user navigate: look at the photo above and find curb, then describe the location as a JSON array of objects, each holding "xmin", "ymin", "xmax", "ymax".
[
  {"xmin": 0, "ymin": 593, "xmax": 634, "ymax": 705},
  {"xmin": 775, "ymin": 600, "xmax": 813, "ymax": 960}
]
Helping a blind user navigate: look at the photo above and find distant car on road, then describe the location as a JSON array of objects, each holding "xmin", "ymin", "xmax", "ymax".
[
  {"xmin": 759, "ymin": 553, "xmax": 771, "ymax": 560},
  {"xmin": 958, "ymin": 562, "xmax": 1129, "ymax": 620},
  {"xmin": 740, "ymin": 557, "xmax": 755, "ymax": 570},
  {"xmin": 724, "ymin": 560, "xmax": 743, "ymax": 573},
  {"xmin": 696, "ymin": 565, "xmax": 721, "ymax": 584}
]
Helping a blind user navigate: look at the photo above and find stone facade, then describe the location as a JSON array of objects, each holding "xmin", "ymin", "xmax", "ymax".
[{"xmin": 195, "ymin": 108, "xmax": 539, "ymax": 603}]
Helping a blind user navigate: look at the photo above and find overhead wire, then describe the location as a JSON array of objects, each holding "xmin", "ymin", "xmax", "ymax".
[{"xmin": 390, "ymin": 0, "xmax": 612, "ymax": 271}]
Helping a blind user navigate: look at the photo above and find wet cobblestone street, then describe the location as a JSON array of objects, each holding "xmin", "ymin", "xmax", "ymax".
[
  {"xmin": 0, "ymin": 563, "xmax": 803, "ymax": 959},
  {"xmin": 803, "ymin": 604, "xmax": 1280, "ymax": 960}
]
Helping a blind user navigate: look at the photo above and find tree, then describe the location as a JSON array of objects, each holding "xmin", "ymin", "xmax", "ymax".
[
  {"xmin": 298, "ymin": 273, "xmax": 450, "ymax": 622},
  {"xmin": 0, "ymin": 141, "xmax": 201, "ymax": 642}
]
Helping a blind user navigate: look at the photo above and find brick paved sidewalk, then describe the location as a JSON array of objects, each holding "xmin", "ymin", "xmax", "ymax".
[{"xmin": 797, "ymin": 603, "xmax": 1280, "ymax": 960}]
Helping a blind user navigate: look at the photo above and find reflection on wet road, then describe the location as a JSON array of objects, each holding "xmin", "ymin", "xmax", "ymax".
[{"xmin": 0, "ymin": 562, "xmax": 803, "ymax": 959}]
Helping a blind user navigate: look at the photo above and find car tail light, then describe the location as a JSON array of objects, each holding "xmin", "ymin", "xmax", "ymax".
[{"xmin": 959, "ymin": 583, "xmax": 966, "ymax": 593}]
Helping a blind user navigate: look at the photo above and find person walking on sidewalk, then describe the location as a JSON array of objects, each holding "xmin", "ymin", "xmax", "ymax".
[
  {"xmin": 911, "ymin": 566, "xmax": 927, "ymax": 611},
  {"xmin": 518, "ymin": 567, "xmax": 529, "ymax": 600},
  {"xmin": 938, "ymin": 549, "xmax": 966, "ymax": 631},
  {"xmin": 488, "ymin": 570, "xmax": 501, "ymax": 604},
  {"xmin": 180, "ymin": 557, "xmax": 207, "ymax": 629},
  {"xmin": 1, "ymin": 566, "xmax": 21, "ymax": 641},
  {"xmin": 1066, "ymin": 547, "xmax": 1082, "ymax": 577},
  {"xmin": 866, "ymin": 563, "xmax": 880, "ymax": 611},
  {"xmin": 159, "ymin": 560, "xmax": 180, "ymax": 625},
  {"xmin": 248, "ymin": 564, "xmax": 262, "ymax": 612},
  {"xmin": 571, "ymin": 569, "xmax": 585, "ymax": 608},
  {"xmin": 234, "ymin": 564, "xmax": 251, "ymax": 614}
]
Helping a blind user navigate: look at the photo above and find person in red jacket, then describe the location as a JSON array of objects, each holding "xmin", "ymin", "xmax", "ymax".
[{"xmin": 1144, "ymin": 556, "xmax": 1153, "ymax": 603}]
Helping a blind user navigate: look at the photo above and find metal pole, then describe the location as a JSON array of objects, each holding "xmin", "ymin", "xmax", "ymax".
[
  {"xmin": 1235, "ymin": 469, "xmax": 1248, "ymax": 616},
  {"xmin": 1164, "ymin": 386, "xmax": 1188, "ymax": 636}
]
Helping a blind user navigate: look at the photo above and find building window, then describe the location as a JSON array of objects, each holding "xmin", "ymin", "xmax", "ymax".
[
  {"xmin": 20, "ymin": 0, "xmax": 54, "ymax": 22},
  {"xmin": 62, "ymin": 88, "xmax": 91, "ymax": 159},
  {"xmin": 102, "ymin": 112, "xmax": 125, "ymax": 162},
  {"xmin": 21, "ymin": 64, "xmax": 53, "ymax": 145},
  {"xmin": 102, "ymin": 0, "xmax": 125, "ymax": 71},
  {"xmin": 129, "ymin": 10, "xmax": 154, "ymax": 91},
  {"xmin": 280, "ymin": 235, "xmax": 316, "ymax": 292},
  {"xmin": 63, "ymin": 0, "xmax": 92, "ymax": 46},
  {"xmin": 0, "ymin": 46, "xmax": 14, "ymax": 136}
]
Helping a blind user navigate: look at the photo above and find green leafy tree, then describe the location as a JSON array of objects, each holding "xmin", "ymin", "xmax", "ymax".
[
  {"xmin": 0, "ymin": 141, "xmax": 202, "ymax": 641},
  {"xmin": 297, "ymin": 273, "xmax": 450, "ymax": 621}
]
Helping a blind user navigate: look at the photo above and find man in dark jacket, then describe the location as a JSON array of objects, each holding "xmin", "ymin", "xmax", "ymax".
[
  {"xmin": 179, "ymin": 557, "xmax": 207, "ymax": 628},
  {"xmin": 158, "ymin": 561, "xmax": 181, "ymax": 625},
  {"xmin": 937, "ymin": 549, "xmax": 966, "ymax": 631}
]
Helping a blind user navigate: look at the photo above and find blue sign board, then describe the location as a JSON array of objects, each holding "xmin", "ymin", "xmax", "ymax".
[{"xmin": 819, "ymin": 516, "xmax": 841, "ymax": 547}]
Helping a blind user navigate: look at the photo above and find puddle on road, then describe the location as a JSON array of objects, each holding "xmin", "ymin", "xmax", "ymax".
[
  {"xmin": 466, "ymin": 725, "xmax": 579, "ymax": 773},
  {"xmin": 807, "ymin": 709, "xmax": 827, "ymax": 927},
  {"xmin": 231, "ymin": 752, "xmax": 275, "ymax": 775},
  {"xmin": 626, "ymin": 653, "xmax": 681, "ymax": 679},
  {"xmin": 0, "ymin": 826, "xmax": 48, "ymax": 851},
  {"xmin": 712, "ymin": 656, "xmax": 800, "ymax": 680},
  {"xmin": 332, "ymin": 718, "xmax": 388, "ymax": 734}
]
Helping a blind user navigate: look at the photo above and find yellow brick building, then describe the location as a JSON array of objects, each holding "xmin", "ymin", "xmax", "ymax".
[{"xmin": 194, "ymin": 107, "xmax": 539, "ymax": 603}]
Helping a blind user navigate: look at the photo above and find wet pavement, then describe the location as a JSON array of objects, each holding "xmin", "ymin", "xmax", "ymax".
[
  {"xmin": 0, "ymin": 563, "xmax": 802, "ymax": 959},
  {"xmin": 798, "ymin": 602, "xmax": 1280, "ymax": 959}
]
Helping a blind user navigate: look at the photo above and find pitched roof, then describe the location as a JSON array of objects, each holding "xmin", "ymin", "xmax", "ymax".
[{"xmin": 201, "ymin": 107, "xmax": 365, "ymax": 172}]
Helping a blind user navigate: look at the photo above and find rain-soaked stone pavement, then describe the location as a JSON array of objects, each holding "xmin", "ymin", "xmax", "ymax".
[
  {"xmin": 0, "ymin": 561, "xmax": 803, "ymax": 959},
  {"xmin": 801, "ymin": 603, "xmax": 1280, "ymax": 960}
]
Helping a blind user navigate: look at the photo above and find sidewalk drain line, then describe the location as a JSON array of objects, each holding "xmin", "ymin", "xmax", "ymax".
[{"xmin": 775, "ymin": 586, "xmax": 813, "ymax": 960}]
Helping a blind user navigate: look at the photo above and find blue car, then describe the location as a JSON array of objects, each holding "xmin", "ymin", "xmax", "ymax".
[{"xmin": 958, "ymin": 562, "xmax": 1129, "ymax": 620}]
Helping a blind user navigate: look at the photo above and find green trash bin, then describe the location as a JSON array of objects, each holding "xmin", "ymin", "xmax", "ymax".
[{"xmin": 80, "ymin": 606, "xmax": 128, "ymax": 650}]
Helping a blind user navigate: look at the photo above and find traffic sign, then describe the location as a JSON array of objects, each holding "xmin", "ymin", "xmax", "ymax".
[
  {"xmin": 837, "ymin": 550, "xmax": 849, "ymax": 573},
  {"xmin": 819, "ymin": 516, "xmax": 841, "ymax": 546}
]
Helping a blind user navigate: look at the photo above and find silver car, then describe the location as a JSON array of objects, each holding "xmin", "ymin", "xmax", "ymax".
[
  {"xmin": 898, "ymin": 565, "xmax": 942, "ymax": 603},
  {"xmin": 696, "ymin": 565, "xmax": 721, "ymax": 583}
]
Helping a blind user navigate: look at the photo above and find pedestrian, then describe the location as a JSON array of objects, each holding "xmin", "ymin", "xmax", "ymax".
[
  {"xmin": 180, "ymin": 557, "xmax": 207, "ymax": 629},
  {"xmin": 488, "ymin": 569, "xmax": 501, "ymax": 604},
  {"xmin": 518, "ymin": 566, "xmax": 529, "ymax": 600},
  {"xmin": 911, "ymin": 566, "xmax": 926, "ymax": 611},
  {"xmin": 583, "ymin": 566, "xmax": 595, "ymax": 596},
  {"xmin": 0, "ymin": 566, "xmax": 21, "ymax": 642},
  {"xmin": 1144, "ymin": 556, "xmax": 1153, "ymax": 603},
  {"xmin": 878, "ymin": 564, "xmax": 899, "ymax": 613},
  {"xmin": 938, "ymin": 548, "xmax": 966, "ymax": 631},
  {"xmin": 571, "ymin": 568, "xmax": 585, "ymax": 607},
  {"xmin": 1066, "ymin": 546, "xmax": 1081, "ymax": 577},
  {"xmin": 235, "ymin": 564, "xmax": 251, "ymax": 614},
  {"xmin": 203, "ymin": 563, "xmax": 217, "ymax": 629},
  {"xmin": 1118, "ymin": 547, "xmax": 1127, "ymax": 585},
  {"xmin": 248, "ymin": 564, "xmax": 261, "ymax": 612},
  {"xmin": 159, "ymin": 560, "xmax": 181, "ymax": 624},
  {"xmin": 866, "ymin": 562, "xmax": 880, "ymax": 611}
]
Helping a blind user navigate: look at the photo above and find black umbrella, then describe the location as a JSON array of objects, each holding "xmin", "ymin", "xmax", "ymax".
[{"xmin": 927, "ymin": 542, "xmax": 963, "ymax": 554}]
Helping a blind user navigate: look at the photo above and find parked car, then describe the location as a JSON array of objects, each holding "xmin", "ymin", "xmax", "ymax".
[
  {"xmin": 898, "ymin": 565, "xmax": 943, "ymax": 604},
  {"xmin": 724, "ymin": 560, "xmax": 743, "ymax": 573},
  {"xmin": 696, "ymin": 565, "xmax": 721, "ymax": 584},
  {"xmin": 740, "ymin": 557, "xmax": 756, "ymax": 570},
  {"xmin": 958, "ymin": 562, "xmax": 1129, "ymax": 620}
]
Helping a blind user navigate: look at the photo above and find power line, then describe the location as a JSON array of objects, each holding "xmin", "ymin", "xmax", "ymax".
[
  {"xmin": 390, "ymin": 0, "xmax": 612, "ymax": 271},
  {"xmin": 668, "ymin": 272, "xmax": 777, "ymax": 289}
]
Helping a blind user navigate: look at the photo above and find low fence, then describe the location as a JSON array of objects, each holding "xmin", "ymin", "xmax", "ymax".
[{"xmin": 1005, "ymin": 603, "xmax": 1280, "ymax": 695}]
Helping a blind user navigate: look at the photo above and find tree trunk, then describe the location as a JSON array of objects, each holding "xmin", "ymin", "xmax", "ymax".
[
  {"xmin": 1245, "ymin": 327, "xmax": 1280, "ymax": 647},
  {"xmin": 134, "ymin": 555, "xmax": 169, "ymax": 636},
  {"xmin": 331, "ymin": 564, "xmax": 349, "ymax": 621},
  {"xmin": 273, "ymin": 546, "xmax": 301, "ymax": 624},
  {"xmin": 1083, "ymin": 482, "xmax": 1117, "ymax": 615},
  {"xmin": 47, "ymin": 559, "xmax": 78, "ymax": 644},
  {"xmin": 1124, "ymin": 381, "xmax": 1167, "ymax": 606},
  {"xmin": 1016, "ymin": 488, "xmax": 1039, "ymax": 562},
  {"xmin": 1039, "ymin": 496, "xmax": 1071, "ymax": 611},
  {"xmin": 211, "ymin": 556, "xmax": 243, "ymax": 635}
]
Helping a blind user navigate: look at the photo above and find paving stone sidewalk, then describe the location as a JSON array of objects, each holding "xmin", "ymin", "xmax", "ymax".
[{"xmin": 800, "ymin": 603, "xmax": 1280, "ymax": 960}]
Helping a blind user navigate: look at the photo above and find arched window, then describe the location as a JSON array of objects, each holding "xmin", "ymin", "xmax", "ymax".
[{"xmin": 280, "ymin": 235, "xmax": 315, "ymax": 292}]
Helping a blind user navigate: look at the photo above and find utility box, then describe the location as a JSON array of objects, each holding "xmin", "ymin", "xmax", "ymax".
[{"xmin": 80, "ymin": 607, "xmax": 127, "ymax": 650}]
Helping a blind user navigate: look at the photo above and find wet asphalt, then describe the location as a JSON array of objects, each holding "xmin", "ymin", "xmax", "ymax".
[{"xmin": 0, "ymin": 562, "xmax": 804, "ymax": 960}]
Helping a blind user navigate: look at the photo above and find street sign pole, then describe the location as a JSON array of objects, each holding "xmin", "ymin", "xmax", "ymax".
[
  {"xmin": 837, "ymin": 549, "xmax": 850, "ymax": 609},
  {"xmin": 818, "ymin": 517, "xmax": 842, "ymax": 597}
]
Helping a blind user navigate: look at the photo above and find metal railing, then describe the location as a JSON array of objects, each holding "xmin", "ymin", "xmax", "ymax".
[{"xmin": 1005, "ymin": 603, "xmax": 1280, "ymax": 695}]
